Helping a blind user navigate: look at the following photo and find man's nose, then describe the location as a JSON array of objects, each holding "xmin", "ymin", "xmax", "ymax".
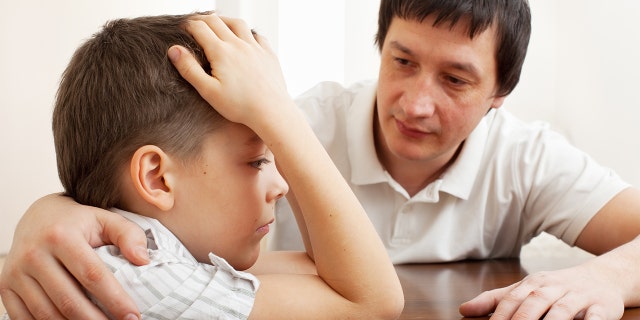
[{"xmin": 399, "ymin": 76, "xmax": 437, "ymax": 118}]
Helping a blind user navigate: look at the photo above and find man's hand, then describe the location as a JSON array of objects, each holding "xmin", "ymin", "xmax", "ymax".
[
  {"xmin": 459, "ymin": 259, "xmax": 626, "ymax": 319},
  {"xmin": 0, "ymin": 194, "xmax": 148, "ymax": 319}
]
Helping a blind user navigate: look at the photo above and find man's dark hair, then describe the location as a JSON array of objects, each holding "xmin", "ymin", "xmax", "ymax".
[{"xmin": 375, "ymin": 0, "xmax": 531, "ymax": 97}]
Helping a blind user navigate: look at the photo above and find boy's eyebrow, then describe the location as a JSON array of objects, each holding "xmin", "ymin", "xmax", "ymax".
[{"xmin": 244, "ymin": 134, "xmax": 263, "ymax": 146}]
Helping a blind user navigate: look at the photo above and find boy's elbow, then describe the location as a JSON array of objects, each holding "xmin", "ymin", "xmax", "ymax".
[
  {"xmin": 367, "ymin": 287, "xmax": 405, "ymax": 320},
  {"xmin": 385, "ymin": 291, "xmax": 405, "ymax": 319}
]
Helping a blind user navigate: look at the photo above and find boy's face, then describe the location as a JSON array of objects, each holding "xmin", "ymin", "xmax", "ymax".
[
  {"xmin": 375, "ymin": 16, "xmax": 505, "ymax": 170},
  {"xmin": 168, "ymin": 122, "xmax": 288, "ymax": 270}
]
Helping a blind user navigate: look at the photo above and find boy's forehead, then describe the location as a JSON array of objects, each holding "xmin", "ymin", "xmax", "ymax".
[{"xmin": 244, "ymin": 132, "xmax": 263, "ymax": 146}]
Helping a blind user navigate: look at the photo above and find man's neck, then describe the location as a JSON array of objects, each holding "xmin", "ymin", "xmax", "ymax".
[
  {"xmin": 380, "ymin": 149, "xmax": 458, "ymax": 197},
  {"xmin": 373, "ymin": 122, "xmax": 462, "ymax": 197}
]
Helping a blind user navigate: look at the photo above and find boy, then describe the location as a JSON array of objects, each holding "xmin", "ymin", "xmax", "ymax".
[{"xmin": 0, "ymin": 13, "xmax": 402, "ymax": 319}]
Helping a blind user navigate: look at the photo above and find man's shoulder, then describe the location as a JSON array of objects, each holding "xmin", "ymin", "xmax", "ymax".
[
  {"xmin": 485, "ymin": 109, "xmax": 561, "ymax": 146},
  {"xmin": 294, "ymin": 80, "xmax": 376, "ymax": 107}
]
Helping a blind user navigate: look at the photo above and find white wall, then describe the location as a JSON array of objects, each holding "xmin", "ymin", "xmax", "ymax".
[
  {"xmin": 2, "ymin": 1, "xmax": 639, "ymax": 254},
  {"xmin": 509, "ymin": 0, "xmax": 640, "ymax": 186}
]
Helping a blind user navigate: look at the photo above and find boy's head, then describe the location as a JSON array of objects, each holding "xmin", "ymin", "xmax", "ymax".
[
  {"xmin": 375, "ymin": 0, "xmax": 531, "ymax": 97},
  {"xmin": 53, "ymin": 13, "xmax": 288, "ymax": 268},
  {"xmin": 53, "ymin": 13, "xmax": 224, "ymax": 209}
]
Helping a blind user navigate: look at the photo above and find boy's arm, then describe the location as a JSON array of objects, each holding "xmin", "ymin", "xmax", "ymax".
[
  {"xmin": 170, "ymin": 14, "xmax": 404, "ymax": 319},
  {"xmin": 0, "ymin": 194, "xmax": 148, "ymax": 320},
  {"xmin": 284, "ymin": 190, "xmax": 315, "ymax": 259},
  {"xmin": 245, "ymin": 251, "xmax": 317, "ymax": 275}
]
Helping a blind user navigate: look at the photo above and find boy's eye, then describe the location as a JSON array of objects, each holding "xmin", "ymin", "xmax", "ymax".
[{"xmin": 250, "ymin": 158, "xmax": 272, "ymax": 169}]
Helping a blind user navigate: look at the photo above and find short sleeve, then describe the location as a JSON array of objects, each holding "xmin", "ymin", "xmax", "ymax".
[{"xmin": 91, "ymin": 245, "xmax": 259, "ymax": 320}]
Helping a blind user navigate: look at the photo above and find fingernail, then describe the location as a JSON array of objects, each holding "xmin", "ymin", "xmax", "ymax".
[
  {"xmin": 123, "ymin": 313, "xmax": 139, "ymax": 320},
  {"xmin": 135, "ymin": 246, "xmax": 150, "ymax": 262},
  {"xmin": 167, "ymin": 46, "xmax": 181, "ymax": 63}
]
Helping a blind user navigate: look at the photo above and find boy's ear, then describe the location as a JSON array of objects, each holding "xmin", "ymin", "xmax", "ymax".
[{"xmin": 130, "ymin": 145, "xmax": 176, "ymax": 211}]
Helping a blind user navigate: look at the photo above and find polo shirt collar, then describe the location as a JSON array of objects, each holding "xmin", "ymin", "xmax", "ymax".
[
  {"xmin": 437, "ymin": 109, "xmax": 493, "ymax": 200},
  {"xmin": 346, "ymin": 82, "xmax": 389, "ymax": 185}
]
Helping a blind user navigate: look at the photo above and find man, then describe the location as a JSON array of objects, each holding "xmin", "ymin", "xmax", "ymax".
[{"xmin": 3, "ymin": 1, "xmax": 640, "ymax": 319}]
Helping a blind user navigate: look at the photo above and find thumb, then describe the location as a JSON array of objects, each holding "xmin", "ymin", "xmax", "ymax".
[{"xmin": 459, "ymin": 287, "xmax": 510, "ymax": 317}]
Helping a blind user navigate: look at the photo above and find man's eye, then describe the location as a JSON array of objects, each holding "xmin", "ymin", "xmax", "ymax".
[
  {"xmin": 446, "ymin": 75, "xmax": 467, "ymax": 86},
  {"xmin": 394, "ymin": 57, "xmax": 411, "ymax": 66},
  {"xmin": 250, "ymin": 158, "xmax": 272, "ymax": 169}
]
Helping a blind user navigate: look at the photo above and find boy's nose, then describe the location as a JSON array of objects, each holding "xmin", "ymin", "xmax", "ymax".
[{"xmin": 269, "ymin": 169, "xmax": 289, "ymax": 202}]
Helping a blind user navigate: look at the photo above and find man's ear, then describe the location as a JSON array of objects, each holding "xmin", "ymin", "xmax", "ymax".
[
  {"xmin": 490, "ymin": 95, "xmax": 506, "ymax": 109},
  {"xmin": 130, "ymin": 145, "xmax": 176, "ymax": 211}
]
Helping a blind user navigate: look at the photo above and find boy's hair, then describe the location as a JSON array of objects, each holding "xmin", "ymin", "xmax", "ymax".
[
  {"xmin": 375, "ymin": 0, "xmax": 531, "ymax": 97},
  {"xmin": 53, "ymin": 13, "xmax": 226, "ymax": 209}
]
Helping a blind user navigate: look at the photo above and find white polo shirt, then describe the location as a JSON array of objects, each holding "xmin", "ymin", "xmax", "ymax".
[{"xmin": 269, "ymin": 80, "xmax": 629, "ymax": 264}]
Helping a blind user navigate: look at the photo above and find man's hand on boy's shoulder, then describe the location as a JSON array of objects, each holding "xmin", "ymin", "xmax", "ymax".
[{"xmin": 0, "ymin": 193, "xmax": 147, "ymax": 320}]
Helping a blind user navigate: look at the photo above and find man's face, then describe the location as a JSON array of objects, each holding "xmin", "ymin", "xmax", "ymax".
[{"xmin": 376, "ymin": 16, "xmax": 505, "ymax": 170}]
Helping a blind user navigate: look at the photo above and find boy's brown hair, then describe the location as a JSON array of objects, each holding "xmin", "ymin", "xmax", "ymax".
[{"xmin": 53, "ymin": 13, "xmax": 225, "ymax": 209}]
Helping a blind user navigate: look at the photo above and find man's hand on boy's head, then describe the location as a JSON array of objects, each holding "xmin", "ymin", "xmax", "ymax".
[
  {"xmin": 0, "ymin": 194, "xmax": 146, "ymax": 320},
  {"xmin": 169, "ymin": 13, "xmax": 293, "ymax": 130}
]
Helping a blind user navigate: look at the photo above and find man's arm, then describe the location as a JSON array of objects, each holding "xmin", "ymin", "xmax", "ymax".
[
  {"xmin": 460, "ymin": 187, "xmax": 640, "ymax": 319},
  {"xmin": 0, "ymin": 194, "xmax": 149, "ymax": 320},
  {"xmin": 576, "ymin": 187, "xmax": 640, "ymax": 256}
]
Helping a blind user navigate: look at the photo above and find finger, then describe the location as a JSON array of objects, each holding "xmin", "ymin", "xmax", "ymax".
[
  {"xmin": 1, "ymin": 245, "xmax": 64, "ymax": 319},
  {"xmin": 488, "ymin": 284, "xmax": 534, "ymax": 320},
  {"xmin": 192, "ymin": 14, "xmax": 237, "ymax": 42},
  {"xmin": 96, "ymin": 210, "xmax": 149, "ymax": 266},
  {"xmin": 459, "ymin": 290, "xmax": 500, "ymax": 317},
  {"xmin": 168, "ymin": 45, "xmax": 220, "ymax": 105},
  {"xmin": 543, "ymin": 292, "xmax": 586, "ymax": 320},
  {"xmin": 1, "ymin": 287, "xmax": 36, "ymax": 320},
  {"xmin": 22, "ymin": 275, "xmax": 66, "ymax": 319},
  {"xmin": 2, "ymin": 256, "xmax": 65, "ymax": 319},
  {"xmin": 508, "ymin": 287, "xmax": 562, "ymax": 320},
  {"xmin": 48, "ymin": 237, "xmax": 140, "ymax": 319},
  {"xmin": 584, "ymin": 304, "xmax": 623, "ymax": 320},
  {"xmin": 19, "ymin": 248, "xmax": 110, "ymax": 319},
  {"xmin": 459, "ymin": 286, "xmax": 513, "ymax": 317},
  {"xmin": 249, "ymin": 30, "xmax": 279, "ymax": 59},
  {"xmin": 219, "ymin": 15, "xmax": 256, "ymax": 41}
]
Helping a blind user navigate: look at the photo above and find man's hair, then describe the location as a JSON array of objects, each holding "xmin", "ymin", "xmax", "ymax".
[
  {"xmin": 375, "ymin": 0, "xmax": 531, "ymax": 97},
  {"xmin": 53, "ymin": 13, "xmax": 225, "ymax": 209}
]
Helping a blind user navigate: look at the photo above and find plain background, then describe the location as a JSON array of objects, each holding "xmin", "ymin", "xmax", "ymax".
[{"xmin": 1, "ymin": 0, "xmax": 640, "ymax": 255}]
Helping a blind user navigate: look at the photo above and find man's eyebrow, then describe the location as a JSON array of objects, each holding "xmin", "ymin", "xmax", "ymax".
[
  {"xmin": 390, "ymin": 40, "xmax": 481, "ymax": 79},
  {"xmin": 389, "ymin": 41, "xmax": 414, "ymax": 56},
  {"xmin": 447, "ymin": 61, "xmax": 481, "ymax": 79}
]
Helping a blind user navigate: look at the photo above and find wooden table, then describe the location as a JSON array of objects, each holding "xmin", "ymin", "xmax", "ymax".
[{"xmin": 396, "ymin": 258, "xmax": 640, "ymax": 319}]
